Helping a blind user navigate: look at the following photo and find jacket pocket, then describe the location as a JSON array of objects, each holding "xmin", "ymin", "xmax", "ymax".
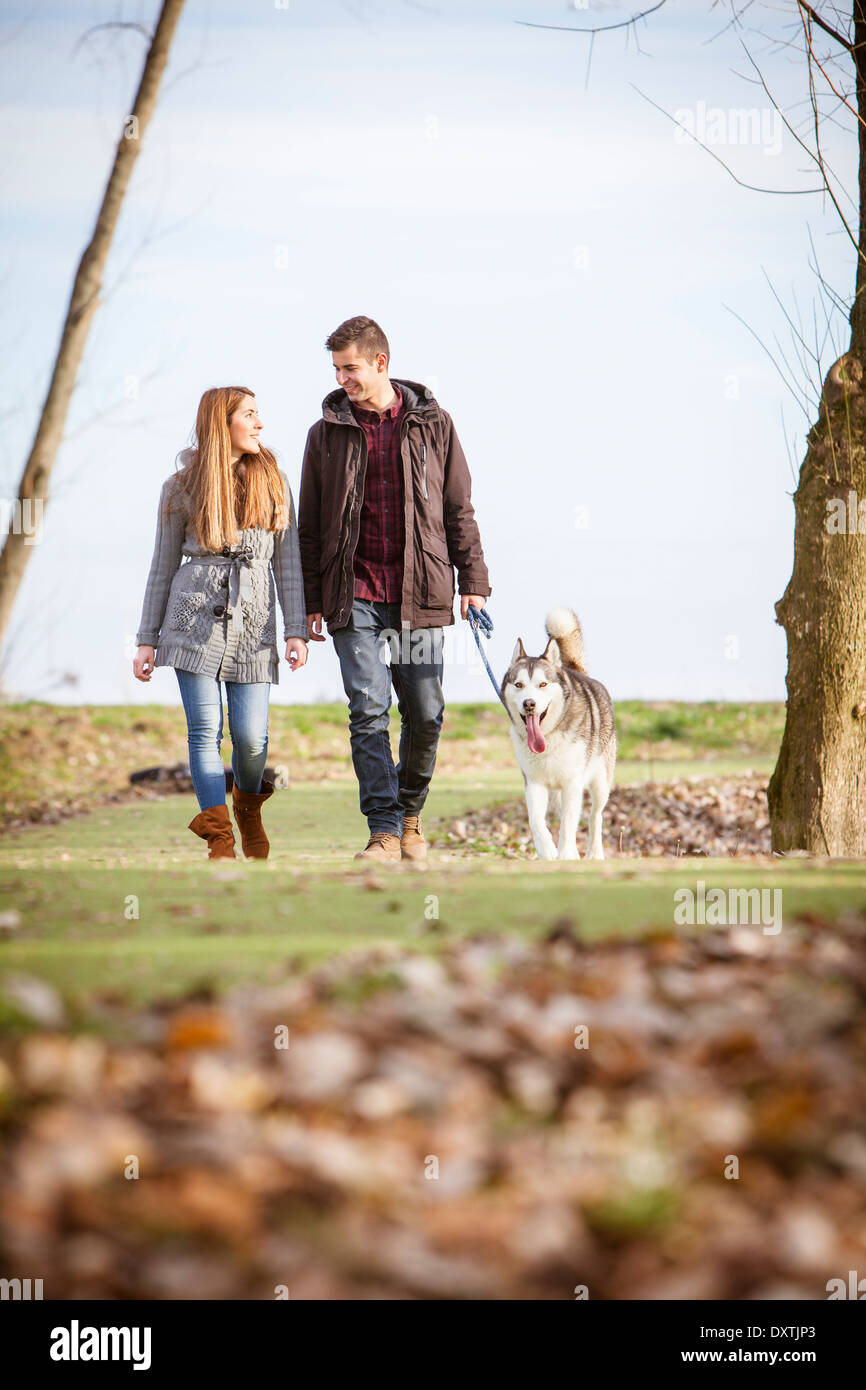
[
  {"xmin": 240, "ymin": 600, "xmax": 276, "ymax": 647},
  {"xmin": 418, "ymin": 532, "xmax": 453, "ymax": 607},
  {"xmin": 421, "ymin": 532, "xmax": 450, "ymax": 562},
  {"xmin": 166, "ymin": 589, "xmax": 209, "ymax": 632}
]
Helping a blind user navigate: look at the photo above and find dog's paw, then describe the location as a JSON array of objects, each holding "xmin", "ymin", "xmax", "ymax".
[{"xmin": 558, "ymin": 847, "xmax": 581, "ymax": 861}]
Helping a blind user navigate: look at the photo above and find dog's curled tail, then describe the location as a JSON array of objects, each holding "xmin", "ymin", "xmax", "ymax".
[{"xmin": 545, "ymin": 606, "xmax": 586, "ymax": 672}]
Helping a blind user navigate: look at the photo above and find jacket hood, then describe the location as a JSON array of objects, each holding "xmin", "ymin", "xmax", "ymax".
[{"xmin": 321, "ymin": 377, "xmax": 440, "ymax": 425}]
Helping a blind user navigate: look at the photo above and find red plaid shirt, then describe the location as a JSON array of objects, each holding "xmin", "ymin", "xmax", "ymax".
[{"xmin": 350, "ymin": 384, "xmax": 405, "ymax": 602}]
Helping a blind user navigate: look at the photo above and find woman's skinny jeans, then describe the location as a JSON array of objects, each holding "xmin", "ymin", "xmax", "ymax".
[{"xmin": 175, "ymin": 669, "xmax": 271, "ymax": 811}]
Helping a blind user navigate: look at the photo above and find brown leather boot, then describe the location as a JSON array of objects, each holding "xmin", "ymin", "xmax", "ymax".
[
  {"xmin": 188, "ymin": 802, "xmax": 236, "ymax": 859},
  {"xmin": 354, "ymin": 831, "xmax": 402, "ymax": 862},
  {"xmin": 400, "ymin": 814, "xmax": 427, "ymax": 862},
  {"xmin": 231, "ymin": 779, "xmax": 275, "ymax": 859}
]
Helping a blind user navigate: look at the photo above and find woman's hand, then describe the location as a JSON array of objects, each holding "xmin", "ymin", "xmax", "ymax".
[
  {"xmin": 133, "ymin": 646, "xmax": 156, "ymax": 682},
  {"xmin": 285, "ymin": 637, "xmax": 308, "ymax": 672}
]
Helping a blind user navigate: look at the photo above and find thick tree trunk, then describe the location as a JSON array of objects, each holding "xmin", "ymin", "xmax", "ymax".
[
  {"xmin": 767, "ymin": 354, "xmax": 866, "ymax": 853},
  {"xmin": 768, "ymin": 2, "xmax": 866, "ymax": 854},
  {"xmin": 0, "ymin": 0, "xmax": 185, "ymax": 650}
]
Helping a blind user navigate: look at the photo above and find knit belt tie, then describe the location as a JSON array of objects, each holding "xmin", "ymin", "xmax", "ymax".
[{"xmin": 209, "ymin": 545, "xmax": 266, "ymax": 638}]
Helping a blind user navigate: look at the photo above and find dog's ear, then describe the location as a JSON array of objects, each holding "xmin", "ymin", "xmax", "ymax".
[
  {"xmin": 542, "ymin": 637, "xmax": 562, "ymax": 666},
  {"xmin": 510, "ymin": 637, "xmax": 527, "ymax": 664}
]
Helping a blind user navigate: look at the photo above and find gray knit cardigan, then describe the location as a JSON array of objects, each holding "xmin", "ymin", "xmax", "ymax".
[{"xmin": 135, "ymin": 464, "xmax": 308, "ymax": 684}]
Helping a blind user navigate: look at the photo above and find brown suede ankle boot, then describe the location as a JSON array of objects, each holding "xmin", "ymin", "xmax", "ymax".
[
  {"xmin": 400, "ymin": 814, "xmax": 427, "ymax": 862},
  {"xmin": 231, "ymin": 779, "xmax": 274, "ymax": 859},
  {"xmin": 354, "ymin": 831, "xmax": 402, "ymax": 862},
  {"xmin": 188, "ymin": 802, "xmax": 236, "ymax": 859}
]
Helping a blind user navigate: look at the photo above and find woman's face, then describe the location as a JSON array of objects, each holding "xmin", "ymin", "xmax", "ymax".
[{"xmin": 229, "ymin": 395, "xmax": 262, "ymax": 458}]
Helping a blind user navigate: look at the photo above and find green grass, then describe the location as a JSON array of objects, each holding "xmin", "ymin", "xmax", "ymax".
[
  {"xmin": 2, "ymin": 771, "xmax": 865, "ymax": 1026},
  {"xmin": 5, "ymin": 699, "xmax": 857, "ymax": 1035},
  {"xmin": 0, "ymin": 699, "xmax": 784, "ymax": 829},
  {"xmin": 1, "ymin": 852, "xmax": 865, "ymax": 1016},
  {"xmin": 0, "ymin": 759, "xmax": 769, "ymax": 867}
]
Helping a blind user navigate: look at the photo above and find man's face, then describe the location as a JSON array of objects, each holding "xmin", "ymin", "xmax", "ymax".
[{"xmin": 332, "ymin": 345, "xmax": 386, "ymax": 405}]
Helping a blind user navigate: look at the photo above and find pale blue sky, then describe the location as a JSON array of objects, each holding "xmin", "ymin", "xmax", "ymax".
[{"xmin": 0, "ymin": 0, "xmax": 856, "ymax": 704}]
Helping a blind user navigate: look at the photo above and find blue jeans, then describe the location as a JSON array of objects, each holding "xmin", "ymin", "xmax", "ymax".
[
  {"xmin": 175, "ymin": 669, "xmax": 271, "ymax": 812},
  {"xmin": 331, "ymin": 600, "xmax": 445, "ymax": 835}
]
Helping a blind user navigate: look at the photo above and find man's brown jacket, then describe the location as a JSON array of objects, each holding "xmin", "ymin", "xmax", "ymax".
[{"xmin": 298, "ymin": 378, "xmax": 491, "ymax": 632}]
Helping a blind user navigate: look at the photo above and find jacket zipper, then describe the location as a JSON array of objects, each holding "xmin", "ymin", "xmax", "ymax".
[{"xmin": 421, "ymin": 443, "xmax": 428, "ymax": 499}]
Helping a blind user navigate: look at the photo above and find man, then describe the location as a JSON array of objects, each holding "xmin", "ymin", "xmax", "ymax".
[{"xmin": 298, "ymin": 315, "xmax": 491, "ymax": 863}]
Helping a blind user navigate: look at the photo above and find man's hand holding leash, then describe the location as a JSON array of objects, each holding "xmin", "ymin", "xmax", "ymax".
[{"xmin": 461, "ymin": 594, "xmax": 487, "ymax": 621}]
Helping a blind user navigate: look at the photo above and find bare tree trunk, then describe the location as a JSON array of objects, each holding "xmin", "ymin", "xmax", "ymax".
[
  {"xmin": 0, "ymin": 0, "xmax": 186, "ymax": 648},
  {"xmin": 768, "ymin": 4, "xmax": 866, "ymax": 854}
]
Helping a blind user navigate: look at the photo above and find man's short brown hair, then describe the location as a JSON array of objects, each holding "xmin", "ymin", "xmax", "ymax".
[{"xmin": 325, "ymin": 315, "xmax": 390, "ymax": 364}]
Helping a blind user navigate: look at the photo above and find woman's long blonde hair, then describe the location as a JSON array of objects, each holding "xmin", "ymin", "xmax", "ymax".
[{"xmin": 167, "ymin": 386, "xmax": 288, "ymax": 552}]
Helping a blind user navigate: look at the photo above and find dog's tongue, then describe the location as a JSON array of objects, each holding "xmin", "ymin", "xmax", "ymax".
[{"xmin": 526, "ymin": 713, "xmax": 545, "ymax": 753}]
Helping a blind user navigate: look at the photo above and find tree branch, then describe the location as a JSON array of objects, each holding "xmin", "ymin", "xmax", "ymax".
[
  {"xmin": 629, "ymin": 82, "xmax": 826, "ymax": 196},
  {"xmin": 796, "ymin": 1, "xmax": 853, "ymax": 54},
  {"xmin": 515, "ymin": 1, "xmax": 668, "ymax": 36}
]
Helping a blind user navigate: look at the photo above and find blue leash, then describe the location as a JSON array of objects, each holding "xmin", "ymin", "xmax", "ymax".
[{"xmin": 467, "ymin": 603, "xmax": 509, "ymax": 712}]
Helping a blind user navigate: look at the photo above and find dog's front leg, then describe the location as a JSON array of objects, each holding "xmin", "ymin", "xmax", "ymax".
[
  {"xmin": 557, "ymin": 781, "xmax": 584, "ymax": 860},
  {"xmin": 525, "ymin": 781, "xmax": 558, "ymax": 860}
]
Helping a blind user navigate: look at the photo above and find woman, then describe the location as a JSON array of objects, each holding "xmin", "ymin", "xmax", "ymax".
[{"xmin": 133, "ymin": 386, "xmax": 308, "ymax": 860}]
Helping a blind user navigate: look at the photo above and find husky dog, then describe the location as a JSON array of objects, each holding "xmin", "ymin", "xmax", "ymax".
[{"xmin": 501, "ymin": 607, "xmax": 617, "ymax": 861}]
